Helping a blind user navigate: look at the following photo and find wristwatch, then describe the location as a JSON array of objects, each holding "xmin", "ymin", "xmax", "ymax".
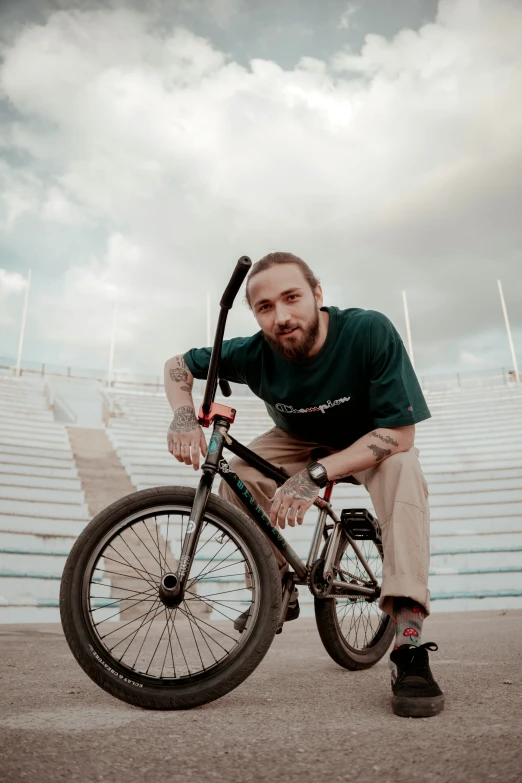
[{"xmin": 306, "ymin": 461, "xmax": 330, "ymax": 488}]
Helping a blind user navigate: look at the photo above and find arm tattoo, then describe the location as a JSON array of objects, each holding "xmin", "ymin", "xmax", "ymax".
[
  {"xmin": 180, "ymin": 385, "xmax": 191, "ymax": 393},
  {"xmin": 169, "ymin": 405, "xmax": 198, "ymax": 433},
  {"xmin": 170, "ymin": 367, "xmax": 188, "ymax": 383},
  {"xmin": 368, "ymin": 444, "xmax": 392, "ymax": 462},
  {"xmin": 169, "ymin": 356, "xmax": 191, "ymax": 384},
  {"xmin": 370, "ymin": 430, "xmax": 399, "ymax": 448},
  {"xmin": 281, "ymin": 470, "xmax": 318, "ymax": 502}
]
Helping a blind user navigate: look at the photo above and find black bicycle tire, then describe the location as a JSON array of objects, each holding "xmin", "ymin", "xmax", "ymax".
[
  {"xmin": 314, "ymin": 532, "xmax": 394, "ymax": 670},
  {"xmin": 60, "ymin": 486, "xmax": 281, "ymax": 709}
]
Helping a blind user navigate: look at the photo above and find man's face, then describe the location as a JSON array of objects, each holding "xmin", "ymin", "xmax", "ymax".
[{"xmin": 248, "ymin": 264, "xmax": 323, "ymax": 363}]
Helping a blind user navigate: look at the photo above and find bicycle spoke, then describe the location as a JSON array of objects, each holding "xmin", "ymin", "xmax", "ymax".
[
  {"xmin": 187, "ymin": 555, "xmax": 245, "ymax": 588},
  {"xmin": 130, "ymin": 599, "xmax": 165, "ymax": 669},
  {"xmin": 182, "ymin": 599, "xmax": 219, "ymax": 666},
  {"xmin": 116, "ymin": 597, "xmax": 163, "ymax": 662},
  {"xmin": 185, "ymin": 540, "xmax": 237, "ymax": 588},
  {"xmin": 130, "ymin": 525, "xmax": 165, "ymax": 576},
  {"xmin": 102, "ymin": 551, "xmax": 159, "ymax": 587},
  {"xmin": 178, "ymin": 603, "xmax": 232, "ymax": 657},
  {"xmin": 184, "ymin": 604, "xmax": 206, "ymax": 672},
  {"xmin": 110, "ymin": 598, "xmax": 164, "ymax": 656},
  {"xmin": 184, "ymin": 591, "xmax": 243, "ymax": 622}
]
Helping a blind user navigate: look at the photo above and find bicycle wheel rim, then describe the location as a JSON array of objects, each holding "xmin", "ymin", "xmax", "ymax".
[
  {"xmin": 82, "ymin": 504, "xmax": 261, "ymax": 687},
  {"xmin": 331, "ymin": 534, "xmax": 389, "ymax": 653}
]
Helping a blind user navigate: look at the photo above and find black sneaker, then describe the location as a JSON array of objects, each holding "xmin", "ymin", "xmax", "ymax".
[
  {"xmin": 389, "ymin": 642, "xmax": 445, "ymax": 717},
  {"xmin": 234, "ymin": 595, "xmax": 300, "ymax": 633}
]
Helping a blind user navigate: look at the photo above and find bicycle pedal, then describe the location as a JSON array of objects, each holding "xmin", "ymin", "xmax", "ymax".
[{"xmin": 340, "ymin": 508, "xmax": 380, "ymax": 540}]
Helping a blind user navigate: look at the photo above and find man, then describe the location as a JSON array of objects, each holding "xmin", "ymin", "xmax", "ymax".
[{"xmin": 164, "ymin": 251, "xmax": 444, "ymax": 718}]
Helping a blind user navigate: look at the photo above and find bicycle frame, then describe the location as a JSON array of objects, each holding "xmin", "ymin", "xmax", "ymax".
[
  {"xmin": 171, "ymin": 414, "xmax": 380, "ymax": 610},
  {"xmin": 164, "ymin": 257, "xmax": 380, "ymax": 617}
]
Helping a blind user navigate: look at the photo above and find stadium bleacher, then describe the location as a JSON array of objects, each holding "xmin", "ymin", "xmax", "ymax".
[
  {"xmin": 0, "ymin": 373, "xmax": 521, "ymax": 621},
  {"xmin": 0, "ymin": 375, "xmax": 91, "ymax": 621},
  {"xmin": 105, "ymin": 382, "xmax": 522, "ymax": 615}
]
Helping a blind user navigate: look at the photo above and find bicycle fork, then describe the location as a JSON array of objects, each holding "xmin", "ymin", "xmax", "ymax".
[{"xmin": 158, "ymin": 420, "xmax": 229, "ymax": 608}]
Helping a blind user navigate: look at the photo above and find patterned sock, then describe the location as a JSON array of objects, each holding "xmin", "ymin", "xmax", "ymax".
[{"xmin": 393, "ymin": 597, "xmax": 426, "ymax": 650}]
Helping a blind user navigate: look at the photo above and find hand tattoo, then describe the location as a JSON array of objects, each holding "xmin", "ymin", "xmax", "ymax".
[
  {"xmin": 281, "ymin": 470, "xmax": 319, "ymax": 501},
  {"xmin": 368, "ymin": 444, "xmax": 391, "ymax": 462},
  {"xmin": 370, "ymin": 430, "xmax": 399, "ymax": 447},
  {"xmin": 169, "ymin": 405, "xmax": 198, "ymax": 433}
]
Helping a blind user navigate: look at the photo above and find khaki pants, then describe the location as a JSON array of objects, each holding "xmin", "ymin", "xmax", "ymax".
[{"xmin": 218, "ymin": 426, "xmax": 431, "ymax": 617}]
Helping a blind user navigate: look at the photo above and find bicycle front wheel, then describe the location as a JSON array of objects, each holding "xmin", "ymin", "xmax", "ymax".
[
  {"xmin": 60, "ymin": 486, "xmax": 281, "ymax": 709},
  {"xmin": 314, "ymin": 529, "xmax": 394, "ymax": 670}
]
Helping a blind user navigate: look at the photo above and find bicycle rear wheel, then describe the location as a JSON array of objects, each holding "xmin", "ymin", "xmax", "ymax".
[
  {"xmin": 314, "ymin": 529, "xmax": 394, "ymax": 670},
  {"xmin": 60, "ymin": 486, "xmax": 281, "ymax": 709}
]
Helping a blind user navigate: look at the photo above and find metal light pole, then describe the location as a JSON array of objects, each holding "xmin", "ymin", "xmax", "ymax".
[
  {"xmin": 206, "ymin": 291, "xmax": 211, "ymax": 346},
  {"xmin": 402, "ymin": 290, "xmax": 415, "ymax": 370},
  {"xmin": 15, "ymin": 269, "xmax": 32, "ymax": 377},
  {"xmin": 107, "ymin": 294, "xmax": 119, "ymax": 388},
  {"xmin": 497, "ymin": 279, "xmax": 519, "ymax": 384}
]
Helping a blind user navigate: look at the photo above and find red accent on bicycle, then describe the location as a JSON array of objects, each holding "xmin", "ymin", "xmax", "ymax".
[{"xmin": 198, "ymin": 402, "xmax": 236, "ymax": 427}]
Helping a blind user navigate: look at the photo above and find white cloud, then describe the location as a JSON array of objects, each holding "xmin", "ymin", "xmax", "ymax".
[
  {"xmin": 338, "ymin": 3, "xmax": 359, "ymax": 31},
  {"xmin": 0, "ymin": 0, "xmax": 521, "ymax": 375},
  {"xmin": 40, "ymin": 187, "xmax": 89, "ymax": 225},
  {"xmin": 0, "ymin": 268, "xmax": 28, "ymax": 293}
]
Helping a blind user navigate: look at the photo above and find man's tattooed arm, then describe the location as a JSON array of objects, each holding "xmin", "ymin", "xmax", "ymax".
[
  {"xmin": 164, "ymin": 354, "xmax": 197, "ymax": 420},
  {"xmin": 314, "ymin": 425, "xmax": 415, "ymax": 481}
]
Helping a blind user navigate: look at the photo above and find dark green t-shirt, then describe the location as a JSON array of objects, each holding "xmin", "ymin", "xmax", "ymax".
[{"xmin": 183, "ymin": 306, "xmax": 431, "ymax": 449}]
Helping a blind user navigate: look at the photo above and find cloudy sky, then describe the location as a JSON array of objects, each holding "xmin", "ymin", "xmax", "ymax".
[{"xmin": 0, "ymin": 0, "xmax": 520, "ymax": 382}]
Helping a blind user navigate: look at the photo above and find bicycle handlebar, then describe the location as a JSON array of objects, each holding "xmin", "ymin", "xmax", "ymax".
[
  {"xmin": 201, "ymin": 256, "xmax": 252, "ymax": 415},
  {"xmin": 220, "ymin": 256, "xmax": 252, "ymax": 310}
]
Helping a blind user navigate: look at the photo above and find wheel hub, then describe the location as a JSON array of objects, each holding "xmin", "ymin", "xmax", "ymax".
[{"xmin": 159, "ymin": 573, "xmax": 184, "ymax": 607}]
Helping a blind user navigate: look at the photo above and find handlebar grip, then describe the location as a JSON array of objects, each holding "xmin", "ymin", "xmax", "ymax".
[
  {"xmin": 219, "ymin": 379, "xmax": 232, "ymax": 397},
  {"xmin": 220, "ymin": 256, "xmax": 252, "ymax": 310}
]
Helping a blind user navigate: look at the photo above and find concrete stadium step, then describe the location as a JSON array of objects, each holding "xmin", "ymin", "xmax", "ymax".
[
  {"xmin": 0, "ymin": 551, "xmax": 66, "ymax": 576},
  {"xmin": 423, "ymin": 468, "xmax": 522, "ymax": 485},
  {"xmin": 0, "ymin": 599, "xmax": 114, "ymax": 624},
  {"xmin": 431, "ymin": 549, "xmax": 522, "ymax": 571},
  {"xmin": 0, "ymin": 473, "xmax": 82, "ymax": 491},
  {"xmin": 0, "ymin": 605, "xmax": 61, "ymax": 623},
  {"xmin": 430, "ymin": 518, "xmax": 522, "ymax": 536},
  {"xmin": 0, "ymin": 577, "xmax": 64, "ymax": 602},
  {"xmin": 67, "ymin": 427, "xmax": 137, "ymax": 516},
  {"xmin": 0, "ymin": 498, "xmax": 90, "ymax": 520},
  {"xmin": 0, "ymin": 409, "xmax": 55, "ymax": 424},
  {"xmin": 0, "ymin": 484, "xmax": 85, "ymax": 505},
  {"xmin": 0, "ymin": 429, "xmax": 71, "ymax": 448},
  {"xmin": 0, "ymin": 531, "xmax": 75, "ymax": 554},
  {"xmin": 428, "ymin": 593, "xmax": 522, "ymax": 612},
  {"xmin": 0, "ymin": 414, "xmax": 67, "ymax": 433},
  {"xmin": 431, "ymin": 532, "xmax": 522, "ymax": 553},
  {"xmin": 0, "ymin": 514, "xmax": 87, "ymax": 536},
  {"xmin": 0, "ymin": 443, "xmax": 75, "ymax": 461},
  {"xmin": 0, "ymin": 461, "xmax": 78, "ymax": 479}
]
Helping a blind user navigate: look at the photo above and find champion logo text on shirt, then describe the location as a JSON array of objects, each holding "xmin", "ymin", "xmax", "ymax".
[{"xmin": 275, "ymin": 396, "xmax": 351, "ymax": 415}]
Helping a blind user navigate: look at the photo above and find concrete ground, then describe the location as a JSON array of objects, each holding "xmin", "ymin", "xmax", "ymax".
[{"xmin": 1, "ymin": 610, "xmax": 521, "ymax": 783}]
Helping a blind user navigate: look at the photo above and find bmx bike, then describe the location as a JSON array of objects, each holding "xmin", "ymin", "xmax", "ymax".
[{"xmin": 60, "ymin": 256, "xmax": 394, "ymax": 709}]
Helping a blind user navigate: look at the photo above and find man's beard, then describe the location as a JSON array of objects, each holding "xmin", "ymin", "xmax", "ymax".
[{"xmin": 263, "ymin": 307, "xmax": 321, "ymax": 364}]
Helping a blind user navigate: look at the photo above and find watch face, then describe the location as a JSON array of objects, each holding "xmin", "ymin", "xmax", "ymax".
[{"xmin": 309, "ymin": 462, "xmax": 327, "ymax": 485}]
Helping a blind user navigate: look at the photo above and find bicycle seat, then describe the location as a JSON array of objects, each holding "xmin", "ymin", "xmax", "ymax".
[{"xmin": 309, "ymin": 448, "xmax": 361, "ymax": 486}]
